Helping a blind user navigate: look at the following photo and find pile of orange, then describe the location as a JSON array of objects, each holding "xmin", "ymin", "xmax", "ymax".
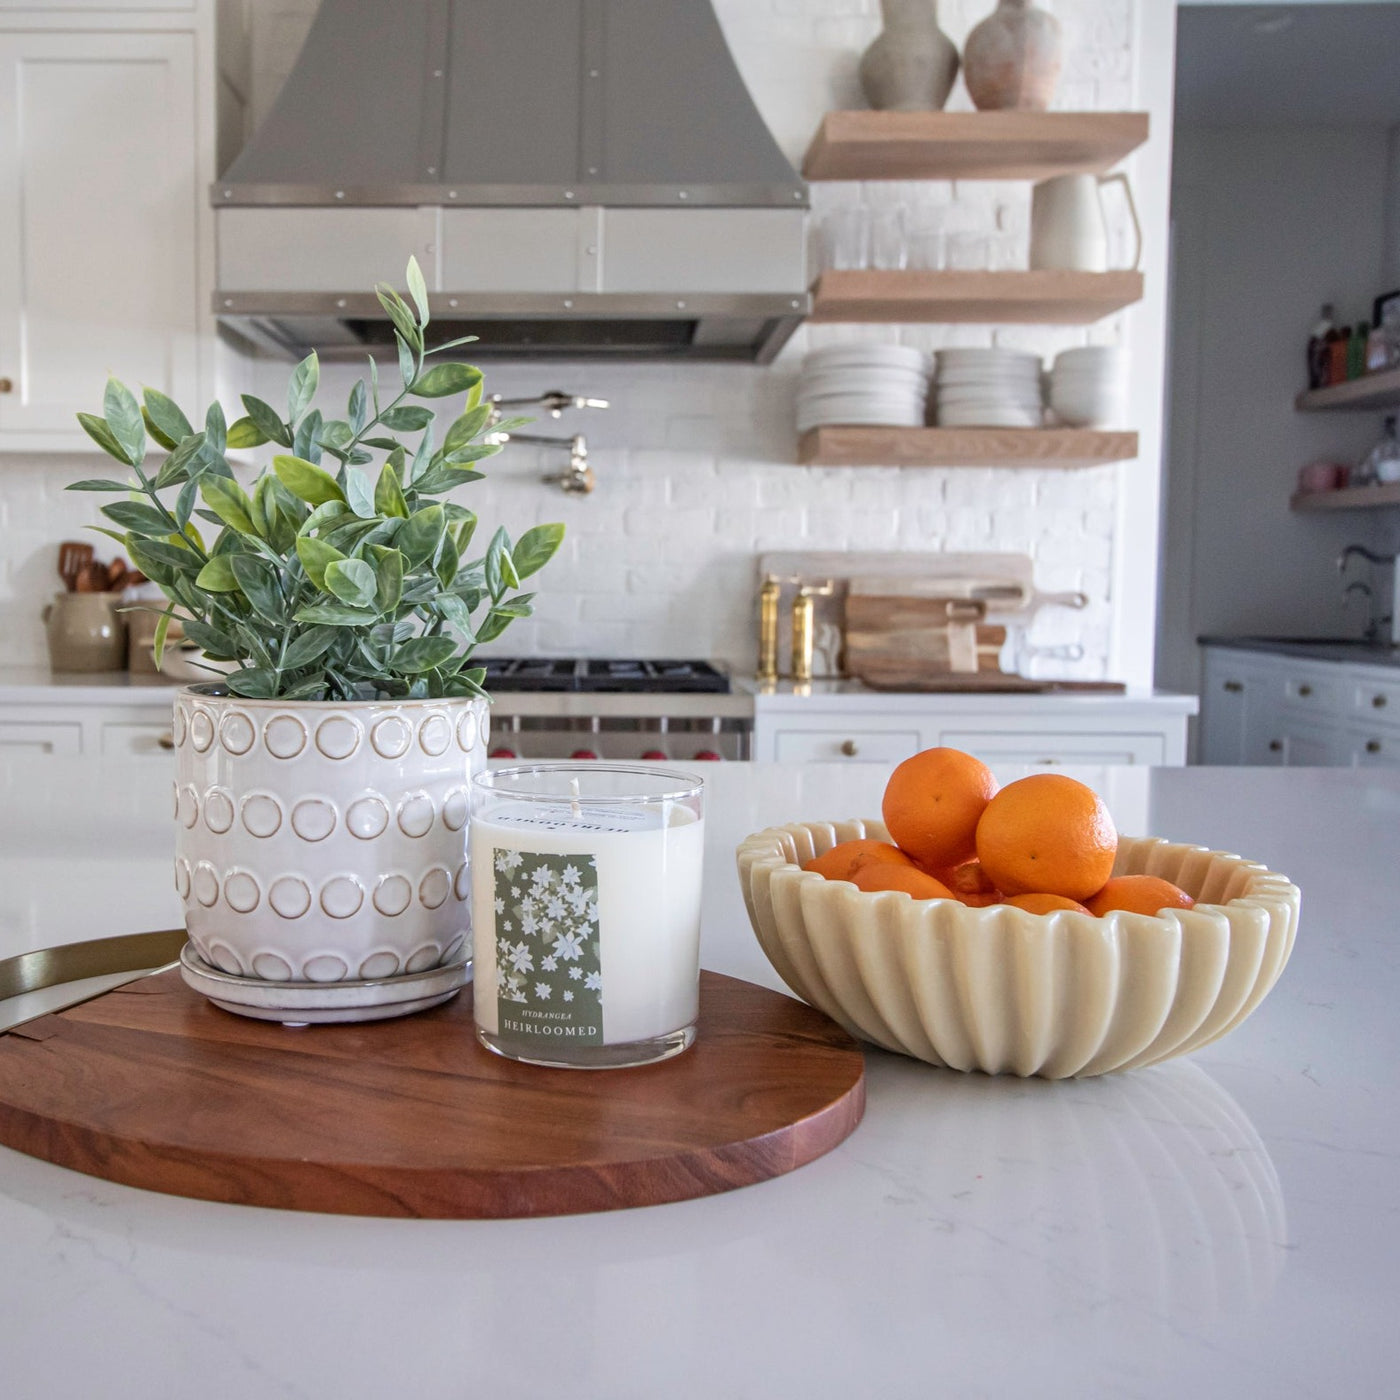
[{"xmin": 804, "ymin": 747, "xmax": 1195, "ymax": 918}]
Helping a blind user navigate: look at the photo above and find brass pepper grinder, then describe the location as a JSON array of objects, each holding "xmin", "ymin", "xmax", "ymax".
[
  {"xmin": 756, "ymin": 573, "xmax": 782, "ymax": 683},
  {"xmin": 791, "ymin": 580, "xmax": 834, "ymax": 683}
]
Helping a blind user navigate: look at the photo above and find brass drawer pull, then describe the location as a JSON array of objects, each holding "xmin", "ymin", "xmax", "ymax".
[
  {"xmin": 839, "ymin": 739, "xmax": 858, "ymax": 757},
  {"xmin": 1367, "ymin": 740, "xmax": 1383, "ymax": 754},
  {"xmin": 1298, "ymin": 684, "xmax": 1313, "ymax": 697},
  {"xmin": 0, "ymin": 376, "xmax": 12, "ymax": 394},
  {"xmin": 1374, "ymin": 694, "xmax": 1388, "ymax": 709},
  {"xmin": 1223, "ymin": 680, "xmax": 1244, "ymax": 693},
  {"xmin": 1268, "ymin": 740, "xmax": 1283, "ymax": 752}
]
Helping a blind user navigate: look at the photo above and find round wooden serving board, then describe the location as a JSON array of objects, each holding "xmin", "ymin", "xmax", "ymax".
[{"xmin": 0, "ymin": 967, "xmax": 865, "ymax": 1218}]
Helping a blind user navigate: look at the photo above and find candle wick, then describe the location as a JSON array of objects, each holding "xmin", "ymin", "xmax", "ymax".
[{"xmin": 569, "ymin": 775, "xmax": 581, "ymax": 819}]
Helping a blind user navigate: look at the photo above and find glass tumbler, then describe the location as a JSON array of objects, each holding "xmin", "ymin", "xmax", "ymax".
[{"xmin": 470, "ymin": 764, "xmax": 706, "ymax": 1069}]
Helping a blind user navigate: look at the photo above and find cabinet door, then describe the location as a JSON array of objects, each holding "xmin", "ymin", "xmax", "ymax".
[
  {"xmin": 100, "ymin": 720, "xmax": 175, "ymax": 756},
  {"xmin": 0, "ymin": 31, "xmax": 198, "ymax": 444},
  {"xmin": 1199, "ymin": 652, "xmax": 1255, "ymax": 765},
  {"xmin": 772, "ymin": 728, "xmax": 921, "ymax": 764},
  {"xmin": 0, "ymin": 721, "xmax": 82, "ymax": 754},
  {"xmin": 939, "ymin": 731, "xmax": 1167, "ymax": 767},
  {"xmin": 1246, "ymin": 710, "xmax": 1338, "ymax": 766}
]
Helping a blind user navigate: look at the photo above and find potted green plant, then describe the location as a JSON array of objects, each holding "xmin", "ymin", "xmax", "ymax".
[{"xmin": 69, "ymin": 258, "xmax": 563, "ymax": 1022}]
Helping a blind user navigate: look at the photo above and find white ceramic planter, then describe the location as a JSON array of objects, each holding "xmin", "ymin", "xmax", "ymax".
[{"xmin": 173, "ymin": 686, "xmax": 488, "ymax": 986}]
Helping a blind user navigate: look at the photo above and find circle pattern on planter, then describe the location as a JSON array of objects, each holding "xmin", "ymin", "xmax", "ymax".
[
  {"xmin": 419, "ymin": 713, "xmax": 451, "ymax": 756},
  {"xmin": 269, "ymin": 876, "xmax": 312, "ymax": 920},
  {"xmin": 208, "ymin": 941, "xmax": 244, "ymax": 975},
  {"xmin": 178, "ymin": 786, "xmax": 200, "ymax": 830},
  {"xmin": 373, "ymin": 874, "xmax": 412, "ymax": 917},
  {"xmin": 224, "ymin": 870, "xmax": 261, "ymax": 914},
  {"xmin": 359, "ymin": 951, "xmax": 401, "ymax": 980},
  {"xmin": 304, "ymin": 954, "xmax": 350, "ymax": 983},
  {"xmin": 220, "ymin": 711, "xmax": 256, "ymax": 755},
  {"xmin": 192, "ymin": 862, "xmax": 220, "ymax": 908},
  {"xmin": 316, "ymin": 715, "xmax": 361, "ymax": 760},
  {"xmin": 405, "ymin": 943, "xmax": 442, "ymax": 974},
  {"xmin": 453, "ymin": 861, "xmax": 470, "ymax": 901},
  {"xmin": 456, "ymin": 709, "xmax": 479, "ymax": 753},
  {"xmin": 347, "ymin": 795, "xmax": 390, "ymax": 841},
  {"xmin": 264, "ymin": 714, "xmax": 308, "ymax": 759},
  {"xmin": 252, "ymin": 952, "xmax": 293, "ymax": 982},
  {"xmin": 398, "ymin": 793, "xmax": 435, "ymax": 838},
  {"xmin": 419, "ymin": 867, "xmax": 452, "ymax": 910},
  {"xmin": 189, "ymin": 709, "xmax": 214, "ymax": 752},
  {"xmin": 174, "ymin": 858, "xmax": 191, "ymax": 900},
  {"xmin": 371, "ymin": 716, "xmax": 412, "ymax": 759},
  {"xmin": 320, "ymin": 875, "xmax": 365, "ymax": 920},
  {"xmin": 442, "ymin": 788, "xmax": 469, "ymax": 832},
  {"xmin": 290, "ymin": 797, "xmax": 336, "ymax": 842},
  {"xmin": 241, "ymin": 793, "xmax": 283, "ymax": 838},
  {"xmin": 203, "ymin": 788, "xmax": 235, "ymax": 835}
]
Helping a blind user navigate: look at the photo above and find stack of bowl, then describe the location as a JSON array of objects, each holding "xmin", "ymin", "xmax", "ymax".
[
  {"xmin": 797, "ymin": 344, "xmax": 932, "ymax": 433},
  {"xmin": 1048, "ymin": 347, "xmax": 1128, "ymax": 427},
  {"xmin": 932, "ymin": 349, "xmax": 1044, "ymax": 428}
]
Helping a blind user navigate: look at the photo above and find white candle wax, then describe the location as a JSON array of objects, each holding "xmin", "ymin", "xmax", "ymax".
[{"xmin": 471, "ymin": 801, "xmax": 704, "ymax": 1050}]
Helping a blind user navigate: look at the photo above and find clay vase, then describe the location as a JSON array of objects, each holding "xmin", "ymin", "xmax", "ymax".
[
  {"xmin": 964, "ymin": 0, "xmax": 1062, "ymax": 112},
  {"xmin": 859, "ymin": 0, "xmax": 960, "ymax": 113}
]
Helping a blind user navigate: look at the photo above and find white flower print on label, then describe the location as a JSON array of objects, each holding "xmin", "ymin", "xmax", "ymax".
[{"xmin": 493, "ymin": 848, "xmax": 602, "ymax": 1046}]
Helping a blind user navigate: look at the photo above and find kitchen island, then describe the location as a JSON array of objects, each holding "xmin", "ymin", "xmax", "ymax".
[{"xmin": 0, "ymin": 757, "xmax": 1395, "ymax": 1398}]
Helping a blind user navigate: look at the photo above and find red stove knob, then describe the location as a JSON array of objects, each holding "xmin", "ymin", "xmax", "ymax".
[
  {"xmin": 692, "ymin": 749, "xmax": 722, "ymax": 762},
  {"xmin": 640, "ymin": 749, "xmax": 668, "ymax": 761},
  {"xmin": 570, "ymin": 749, "xmax": 600, "ymax": 760},
  {"xmin": 489, "ymin": 747, "xmax": 518, "ymax": 760}
]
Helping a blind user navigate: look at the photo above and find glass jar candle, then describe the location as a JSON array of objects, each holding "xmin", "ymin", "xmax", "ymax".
[{"xmin": 469, "ymin": 764, "xmax": 705, "ymax": 1069}]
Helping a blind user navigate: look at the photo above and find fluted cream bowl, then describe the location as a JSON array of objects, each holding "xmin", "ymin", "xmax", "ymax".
[{"xmin": 736, "ymin": 820, "xmax": 1300, "ymax": 1079}]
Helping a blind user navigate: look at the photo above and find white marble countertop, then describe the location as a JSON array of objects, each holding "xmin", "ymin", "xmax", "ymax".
[
  {"xmin": 737, "ymin": 676, "xmax": 1199, "ymax": 714},
  {"xmin": 0, "ymin": 758, "xmax": 1393, "ymax": 1398}
]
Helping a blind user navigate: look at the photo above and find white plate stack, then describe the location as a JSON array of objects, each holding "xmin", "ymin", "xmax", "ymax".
[
  {"xmin": 1048, "ymin": 347, "xmax": 1128, "ymax": 427},
  {"xmin": 933, "ymin": 349, "xmax": 1044, "ymax": 428},
  {"xmin": 797, "ymin": 344, "xmax": 931, "ymax": 433}
]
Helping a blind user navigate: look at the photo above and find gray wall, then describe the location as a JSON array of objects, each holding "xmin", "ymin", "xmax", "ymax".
[{"xmin": 1157, "ymin": 124, "xmax": 1399, "ymax": 702}]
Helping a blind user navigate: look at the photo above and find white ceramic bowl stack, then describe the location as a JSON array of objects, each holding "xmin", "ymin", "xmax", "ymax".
[
  {"xmin": 1049, "ymin": 347, "xmax": 1128, "ymax": 427},
  {"xmin": 933, "ymin": 348, "xmax": 1044, "ymax": 428},
  {"xmin": 797, "ymin": 344, "xmax": 932, "ymax": 432}
]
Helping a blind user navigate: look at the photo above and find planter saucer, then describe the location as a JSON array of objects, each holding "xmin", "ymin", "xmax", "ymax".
[{"xmin": 179, "ymin": 944, "xmax": 470, "ymax": 1026}]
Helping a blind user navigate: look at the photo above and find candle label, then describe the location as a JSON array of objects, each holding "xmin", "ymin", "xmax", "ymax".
[{"xmin": 491, "ymin": 848, "xmax": 603, "ymax": 1045}]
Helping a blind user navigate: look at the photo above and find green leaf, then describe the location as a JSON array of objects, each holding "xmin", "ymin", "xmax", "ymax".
[
  {"xmin": 398, "ymin": 504, "xmax": 445, "ymax": 567},
  {"xmin": 230, "ymin": 554, "xmax": 284, "ymax": 621},
  {"xmin": 227, "ymin": 415, "xmax": 270, "ymax": 449},
  {"xmin": 412, "ymin": 362, "xmax": 482, "ymax": 399},
  {"xmin": 175, "ymin": 477, "xmax": 198, "ymax": 530},
  {"xmin": 441, "ymin": 443, "xmax": 501, "ymax": 467},
  {"xmin": 298, "ymin": 500, "xmax": 352, "ymax": 536},
  {"xmin": 241, "ymin": 394, "xmax": 291, "ymax": 447},
  {"xmin": 274, "ymin": 454, "xmax": 346, "ymax": 507},
  {"xmin": 413, "ymin": 466, "xmax": 485, "ymax": 495},
  {"xmin": 405, "ymin": 255, "xmax": 430, "ymax": 326},
  {"xmin": 318, "ymin": 419, "xmax": 353, "ymax": 451},
  {"xmin": 513, "ymin": 522, "xmax": 566, "ymax": 579},
  {"xmin": 294, "ymin": 603, "xmax": 380, "ymax": 627},
  {"xmin": 372, "ymin": 546, "xmax": 404, "ymax": 613},
  {"xmin": 428, "ymin": 333, "xmax": 480, "ymax": 355},
  {"xmin": 379, "ymin": 405, "xmax": 433, "ymax": 432},
  {"xmin": 491, "ymin": 595, "xmax": 535, "ymax": 618},
  {"xmin": 455, "ymin": 510, "xmax": 479, "ymax": 553},
  {"xmin": 484, "ymin": 526, "xmax": 518, "ymax": 596},
  {"xmin": 157, "ymin": 431, "xmax": 207, "ymax": 488},
  {"xmin": 77, "ymin": 412, "xmax": 133, "ymax": 465},
  {"xmin": 195, "ymin": 556, "xmax": 241, "ymax": 592},
  {"xmin": 287, "ymin": 351, "xmax": 319, "ymax": 426},
  {"xmin": 203, "ymin": 400, "xmax": 227, "ymax": 459},
  {"xmin": 323, "ymin": 557, "xmax": 378, "ymax": 609},
  {"xmin": 100, "ymin": 500, "xmax": 174, "ymax": 537},
  {"xmin": 142, "ymin": 389, "xmax": 193, "ymax": 450},
  {"xmin": 392, "ymin": 636, "xmax": 459, "ymax": 674},
  {"xmin": 410, "ymin": 426, "xmax": 434, "ymax": 483},
  {"xmin": 475, "ymin": 608, "xmax": 516, "ymax": 644},
  {"xmin": 435, "ymin": 531, "xmax": 460, "ymax": 589},
  {"xmin": 292, "ymin": 408, "xmax": 323, "ymax": 464},
  {"xmin": 152, "ymin": 608, "xmax": 174, "ymax": 669},
  {"xmin": 442, "ymin": 402, "xmax": 492, "ymax": 455},
  {"xmin": 295, "ymin": 536, "xmax": 346, "ymax": 589},
  {"xmin": 434, "ymin": 592, "xmax": 476, "ymax": 640},
  {"xmin": 226, "ymin": 667, "xmax": 278, "ymax": 699},
  {"xmin": 67, "ymin": 478, "xmax": 131, "ymax": 492},
  {"xmin": 200, "ymin": 477, "xmax": 257, "ymax": 537},
  {"xmin": 182, "ymin": 619, "xmax": 243, "ymax": 658},
  {"xmin": 377, "ymin": 285, "xmax": 420, "ymax": 348},
  {"xmin": 397, "ymin": 334, "xmax": 417, "ymax": 396},
  {"xmin": 347, "ymin": 379, "xmax": 368, "ymax": 435},
  {"xmin": 374, "ymin": 461, "xmax": 409, "ymax": 518},
  {"xmin": 103, "ymin": 378, "xmax": 146, "ymax": 467},
  {"xmin": 280, "ymin": 626, "xmax": 336, "ymax": 670},
  {"xmin": 345, "ymin": 467, "xmax": 376, "ymax": 518}
]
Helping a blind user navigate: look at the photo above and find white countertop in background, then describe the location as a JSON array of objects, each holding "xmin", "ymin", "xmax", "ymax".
[{"xmin": 0, "ymin": 759, "xmax": 1393, "ymax": 1397}]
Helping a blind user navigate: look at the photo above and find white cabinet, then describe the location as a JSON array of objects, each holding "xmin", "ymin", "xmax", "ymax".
[
  {"xmin": 1201, "ymin": 645, "xmax": 1400, "ymax": 767},
  {"xmin": 0, "ymin": 10, "xmax": 213, "ymax": 452},
  {"xmin": 0, "ymin": 721, "xmax": 82, "ymax": 755},
  {"xmin": 772, "ymin": 726, "xmax": 921, "ymax": 764},
  {"xmin": 0, "ymin": 689, "xmax": 173, "ymax": 754}
]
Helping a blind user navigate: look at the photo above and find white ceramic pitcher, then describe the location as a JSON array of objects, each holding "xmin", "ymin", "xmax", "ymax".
[{"xmin": 1029, "ymin": 172, "xmax": 1142, "ymax": 273}]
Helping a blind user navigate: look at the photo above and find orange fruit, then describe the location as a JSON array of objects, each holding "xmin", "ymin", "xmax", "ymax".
[
  {"xmin": 804, "ymin": 839, "xmax": 914, "ymax": 882},
  {"xmin": 850, "ymin": 863, "xmax": 955, "ymax": 900},
  {"xmin": 975, "ymin": 773, "xmax": 1118, "ymax": 902},
  {"xmin": 1086, "ymin": 875, "xmax": 1195, "ymax": 918},
  {"xmin": 928, "ymin": 858, "xmax": 1003, "ymax": 908},
  {"xmin": 882, "ymin": 747, "xmax": 998, "ymax": 870},
  {"xmin": 1003, "ymin": 892, "xmax": 1091, "ymax": 915}
]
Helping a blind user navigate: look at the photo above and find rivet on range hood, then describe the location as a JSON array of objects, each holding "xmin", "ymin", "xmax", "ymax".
[{"xmin": 213, "ymin": 0, "xmax": 811, "ymax": 363}]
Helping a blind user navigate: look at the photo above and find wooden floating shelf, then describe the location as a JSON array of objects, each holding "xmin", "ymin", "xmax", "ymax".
[
  {"xmin": 1295, "ymin": 366, "xmax": 1400, "ymax": 412},
  {"xmin": 1291, "ymin": 483, "xmax": 1400, "ymax": 512},
  {"xmin": 809, "ymin": 270, "xmax": 1144, "ymax": 325},
  {"xmin": 797, "ymin": 426, "xmax": 1139, "ymax": 468},
  {"xmin": 803, "ymin": 110, "xmax": 1150, "ymax": 182}
]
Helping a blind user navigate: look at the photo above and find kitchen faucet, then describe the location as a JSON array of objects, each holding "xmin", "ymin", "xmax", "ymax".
[
  {"xmin": 1338, "ymin": 544, "xmax": 1400, "ymax": 644},
  {"xmin": 486, "ymin": 391, "xmax": 608, "ymax": 495}
]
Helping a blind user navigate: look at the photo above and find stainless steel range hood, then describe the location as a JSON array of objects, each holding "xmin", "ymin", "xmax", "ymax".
[{"xmin": 214, "ymin": 0, "xmax": 810, "ymax": 363}]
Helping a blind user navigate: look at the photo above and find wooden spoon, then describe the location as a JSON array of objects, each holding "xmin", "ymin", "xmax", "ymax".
[{"xmin": 57, "ymin": 541, "xmax": 92, "ymax": 592}]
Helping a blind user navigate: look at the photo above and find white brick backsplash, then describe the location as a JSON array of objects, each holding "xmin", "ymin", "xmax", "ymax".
[{"xmin": 0, "ymin": 0, "xmax": 1147, "ymax": 677}]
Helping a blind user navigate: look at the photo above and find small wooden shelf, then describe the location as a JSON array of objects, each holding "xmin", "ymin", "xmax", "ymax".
[
  {"xmin": 1291, "ymin": 483, "xmax": 1400, "ymax": 512},
  {"xmin": 810, "ymin": 269, "xmax": 1143, "ymax": 325},
  {"xmin": 1295, "ymin": 367, "xmax": 1400, "ymax": 412},
  {"xmin": 797, "ymin": 426, "xmax": 1139, "ymax": 468},
  {"xmin": 803, "ymin": 111, "xmax": 1150, "ymax": 182}
]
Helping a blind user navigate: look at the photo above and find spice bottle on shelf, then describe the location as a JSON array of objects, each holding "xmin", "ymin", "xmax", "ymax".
[
  {"xmin": 1349, "ymin": 322, "xmax": 1369, "ymax": 380},
  {"xmin": 1307, "ymin": 303, "xmax": 1335, "ymax": 389},
  {"xmin": 1329, "ymin": 327, "xmax": 1350, "ymax": 386},
  {"xmin": 1362, "ymin": 416, "xmax": 1400, "ymax": 486}
]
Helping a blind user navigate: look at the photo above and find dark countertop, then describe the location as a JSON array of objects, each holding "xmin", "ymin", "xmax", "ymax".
[{"xmin": 1199, "ymin": 635, "xmax": 1400, "ymax": 668}]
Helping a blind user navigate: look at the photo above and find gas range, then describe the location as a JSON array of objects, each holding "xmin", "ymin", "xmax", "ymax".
[{"xmin": 480, "ymin": 658, "xmax": 750, "ymax": 762}]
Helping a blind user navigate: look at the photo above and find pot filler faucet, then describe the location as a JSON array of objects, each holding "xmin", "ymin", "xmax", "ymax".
[
  {"xmin": 1338, "ymin": 544, "xmax": 1400, "ymax": 643},
  {"xmin": 486, "ymin": 391, "xmax": 609, "ymax": 495}
]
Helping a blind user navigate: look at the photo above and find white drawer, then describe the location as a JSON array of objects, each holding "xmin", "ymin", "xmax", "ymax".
[
  {"xmin": 939, "ymin": 730, "xmax": 1167, "ymax": 767},
  {"xmin": 0, "ymin": 722, "xmax": 83, "ymax": 755},
  {"xmin": 772, "ymin": 728, "xmax": 921, "ymax": 764},
  {"xmin": 100, "ymin": 721, "xmax": 175, "ymax": 756},
  {"xmin": 1349, "ymin": 676, "xmax": 1400, "ymax": 723},
  {"xmin": 1276, "ymin": 669, "xmax": 1341, "ymax": 710}
]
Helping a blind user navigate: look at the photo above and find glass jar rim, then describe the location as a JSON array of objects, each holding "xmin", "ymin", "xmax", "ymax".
[{"xmin": 471, "ymin": 761, "xmax": 704, "ymax": 805}]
